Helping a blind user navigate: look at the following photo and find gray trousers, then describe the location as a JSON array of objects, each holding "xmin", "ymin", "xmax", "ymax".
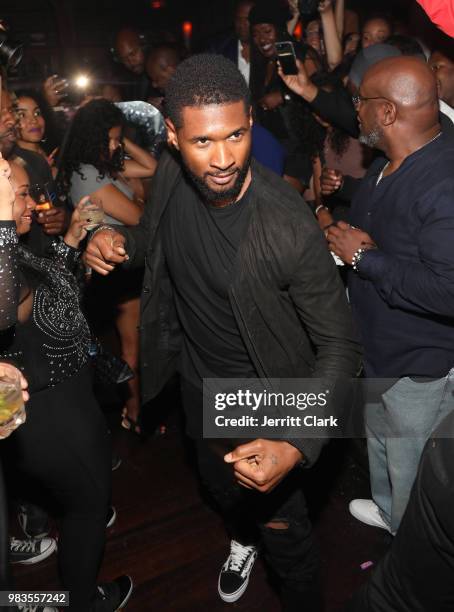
[{"xmin": 365, "ymin": 369, "xmax": 454, "ymax": 533}]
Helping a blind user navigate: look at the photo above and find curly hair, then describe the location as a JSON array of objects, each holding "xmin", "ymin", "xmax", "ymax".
[
  {"xmin": 59, "ymin": 99, "xmax": 125, "ymax": 189},
  {"xmin": 164, "ymin": 53, "xmax": 251, "ymax": 128}
]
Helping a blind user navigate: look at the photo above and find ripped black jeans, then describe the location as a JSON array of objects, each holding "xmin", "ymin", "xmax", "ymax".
[{"xmin": 182, "ymin": 380, "xmax": 323, "ymax": 612}]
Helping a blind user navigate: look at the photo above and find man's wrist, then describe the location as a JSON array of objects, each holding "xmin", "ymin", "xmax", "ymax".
[
  {"xmin": 301, "ymin": 82, "xmax": 318, "ymax": 103},
  {"xmin": 315, "ymin": 204, "xmax": 329, "ymax": 215},
  {"xmin": 351, "ymin": 245, "xmax": 377, "ymax": 270},
  {"xmin": 280, "ymin": 440, "xmax": 304, "ymax": 466},
  {"xmin": 63, "ymin": 234, "xmax": 80, "ymax": 249},
  {"xmin": 88, "ymin": 224, "xmax": 117, "ymax": 240}
]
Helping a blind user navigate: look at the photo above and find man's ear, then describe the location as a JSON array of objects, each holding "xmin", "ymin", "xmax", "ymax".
[
  {"xmin": 165, "ymin": 118, "xmax": 179, "ymax": 150},
  {"xmin": 382, "ymin": 101, "xmax": 397, "ymax": 127}
]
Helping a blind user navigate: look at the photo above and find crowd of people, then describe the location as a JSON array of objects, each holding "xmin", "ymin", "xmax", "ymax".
[{"xmin": 1, "ymin": 0, "xmax": 454, "ymax": 610}]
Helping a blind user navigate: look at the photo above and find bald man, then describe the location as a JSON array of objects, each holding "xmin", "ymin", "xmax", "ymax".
[
  {"xmin": 328, "ymin": 57, "xmax": 454, "ymax": 535},
  {"xmin": 113, "ymin": 27, "xmax": 150, "ymax": 101}
]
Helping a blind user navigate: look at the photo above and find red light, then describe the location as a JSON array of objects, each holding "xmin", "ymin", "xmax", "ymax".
[
  {"xmin": 182, "ymin": 21, "xmax": 193, "ymax": 36},
  {"xmin": 151, "ymin": 0, "xmax": 164, "ymax": 8},
  {"xmin": 293, "ymin": 21, "xmax": 303, "ymax": 41}
]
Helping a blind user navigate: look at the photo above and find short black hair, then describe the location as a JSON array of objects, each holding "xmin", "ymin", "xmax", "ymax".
[{"xmin": 164, "ymin": 53, "xmax": 250, "ymax": 128}]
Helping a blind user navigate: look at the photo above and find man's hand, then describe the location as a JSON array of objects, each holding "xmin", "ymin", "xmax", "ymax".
[
  {"xmin": 36, "ymin": 207, "xmax": 68, "ymax": 235},
  {"xmin": 320, "ymin": 167, "xmax": 343, "ymax": 196},
  {"xmin": 318, "ymin": 0, "xmax": 333, "ymax": 14},
  {"xmin": 224, "ymin": 439, "xmax": 302, "ymax": 493},
  {"xmin": 277, "ymin": 59, "xmax": 318, "ymax": 103},
  {"xmin": 83, "ymin": 229, "xmax": 128, "ymax": 275},
  {"xmin": 327, "ymin": 221, "xmax": 375, "ymax": 264}
]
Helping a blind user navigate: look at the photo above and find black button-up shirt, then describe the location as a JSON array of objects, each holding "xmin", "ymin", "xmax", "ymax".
[{"xmin": 349, "ymin": 131, "xmax": 454, "ymax": 378}]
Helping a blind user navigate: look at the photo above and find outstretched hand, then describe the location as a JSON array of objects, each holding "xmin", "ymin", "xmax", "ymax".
[
  {"xmin": 224, "ymin": 439, "xmax": 302, "ymax": 493},
  {"xmin": 83, "ymin": 229, "xmax": 128, "ymax": 275},
  {"xmin": 277, "ymin": 59, "xmax": 318, "ymax": 102}
]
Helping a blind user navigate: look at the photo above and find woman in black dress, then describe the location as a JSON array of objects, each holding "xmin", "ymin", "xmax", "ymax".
[{"xmin": 0, "ymin": 160, "xmax": 132, "ymax": 612}]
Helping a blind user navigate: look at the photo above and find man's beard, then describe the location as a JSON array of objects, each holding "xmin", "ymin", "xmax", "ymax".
[
  {"xmin": 358, "ymin": 123, "xmax": 383, "ymax": 148},
  {"xmin": 0, "ymin": 128, "xmax": 17, "ymax": 159},
  {"xmin": 183, "ymin": 154, "xmax": 251, "ymax": 205}
]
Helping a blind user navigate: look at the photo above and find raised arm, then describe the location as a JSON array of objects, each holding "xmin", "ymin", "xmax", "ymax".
[
  {"xmin": 319, "ymin": 0, "xmax": 343, "ymax": 70},
  {"xmin": 334, "ymin": 0, "xmax": 345, "ymax": 39},
  {"xmin": 287, "ymin": 0, "xmax": 301, "ymax": 36},
  {"xmin": 89, "ymin": 183, "xmax": 144, "ymax": 226},
  {"xmin": 121, "ymin": 137, "xmax": 157, "ymax": 179}
]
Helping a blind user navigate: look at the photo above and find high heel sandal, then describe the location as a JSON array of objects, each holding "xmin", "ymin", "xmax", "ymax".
[{"xmin": 121, "ymin": 408, "xmax": 142, "ymax": 436}]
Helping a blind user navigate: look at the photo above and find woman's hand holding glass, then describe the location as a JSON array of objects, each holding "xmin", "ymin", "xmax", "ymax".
[
  {"xmin": 64, "ymin": 196, "xmax": 103, "ymax": 248},
  {"xmin": 0, "ymin": 363, "xmax": 29, "ymax": 439}
]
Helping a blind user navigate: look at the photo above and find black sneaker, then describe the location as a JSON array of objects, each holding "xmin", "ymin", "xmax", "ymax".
[
  {"xmin": 93, "ymin": 575, "xmax": 133, "ymax": 611},
  {"xmin": 18, "ymin": 503, "xmax": 50, "ymax": 539},
  {"xmin": 10, "ymin": 536, "xmax": 57, "ymax": 565},
  {"xmin": 106, "ymin": 506, "xmax": 116, "ymax": 529},
  {"xmin": 218, "ymin": 539, "xmax": 258, "ymax": 603}
]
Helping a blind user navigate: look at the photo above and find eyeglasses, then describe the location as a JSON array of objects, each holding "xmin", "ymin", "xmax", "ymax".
[{"xmin": 352, "ymin": 94, "xmax": 393, "ymax": 107}]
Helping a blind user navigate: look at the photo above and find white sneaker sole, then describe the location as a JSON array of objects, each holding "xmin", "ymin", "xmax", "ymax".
[
  {"xmin": 217, "ymin": 550, "xmax": 258, "ymax": 603},
  {"xmin": 107, "ymin": 507, "xmax": 117, "ymax": 529},
  {"xmin": 115, "ymin": 576, "xmax": 133, "ymax": 611},
  {"xmin": 13, "ymin": 538, "xmax": 57, "ymax": 565},
  {"xmin": 218, "ymin": 574, "xmax": 251, "ymax": 603}
]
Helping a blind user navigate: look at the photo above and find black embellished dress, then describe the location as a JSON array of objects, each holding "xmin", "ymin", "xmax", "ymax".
[{"xmin": 0, "ymin": 221, "xmax": 111, "ymax": 612}]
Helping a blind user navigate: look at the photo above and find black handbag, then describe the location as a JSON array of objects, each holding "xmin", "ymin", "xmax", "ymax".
[{"xmin": 89, "ymin": 339, "xmax": 134, "ymax": 385}]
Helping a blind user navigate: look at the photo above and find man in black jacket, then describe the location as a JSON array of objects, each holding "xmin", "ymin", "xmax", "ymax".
[
  {"xmin": 346, "ymin": 409, "xmax": 454, "ymax": 612},
  {"xmin": 86, "ymin": 54, "xmax": 361, "ymax": 610}
]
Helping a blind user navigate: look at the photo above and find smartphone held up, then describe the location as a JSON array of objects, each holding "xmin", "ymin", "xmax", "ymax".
[{"xmin": 275, "ymin": 41, "xmax": 298, "ymax": 75}]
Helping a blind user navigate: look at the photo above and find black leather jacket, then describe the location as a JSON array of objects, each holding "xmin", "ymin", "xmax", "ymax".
[{"xmin": 120, "ymin": 150, "xmax": 362, "ymax": 465}]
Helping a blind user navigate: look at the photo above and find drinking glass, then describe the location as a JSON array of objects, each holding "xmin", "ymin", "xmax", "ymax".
[
  {"xmin": 30, "ymin": 183, "xmax": 53, "ymax": 212},
  {"xmin": 79, "ymin": 196, "xmax": 104, "ymax": 230},
  {"xmin": 0, "ymin": 364, "xmax": 26, "ymax": 437}
]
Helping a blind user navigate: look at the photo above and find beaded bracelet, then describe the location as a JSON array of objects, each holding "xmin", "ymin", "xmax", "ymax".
[
  {"xmin": 351, "ymin": 247, "xmax": 367, "ymax": 271},
  {"xmin": 88, "ymin": 224, "xmax": 117, "ymax": 241}
]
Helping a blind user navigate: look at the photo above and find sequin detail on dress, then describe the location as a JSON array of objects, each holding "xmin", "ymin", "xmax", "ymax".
[{"xmin": 18, "ymin": 244, "xmax": 91, "ymax": 386}]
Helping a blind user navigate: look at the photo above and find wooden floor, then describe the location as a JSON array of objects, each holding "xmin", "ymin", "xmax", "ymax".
[{"xmin": 13, "ymin": 386, "xmax": 391, "ymax": 612}]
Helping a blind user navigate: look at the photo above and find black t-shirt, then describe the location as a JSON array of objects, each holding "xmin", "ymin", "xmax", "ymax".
[{"xmin": 161, "ymin": 173, "xmax": 257, "ymax": 389}]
